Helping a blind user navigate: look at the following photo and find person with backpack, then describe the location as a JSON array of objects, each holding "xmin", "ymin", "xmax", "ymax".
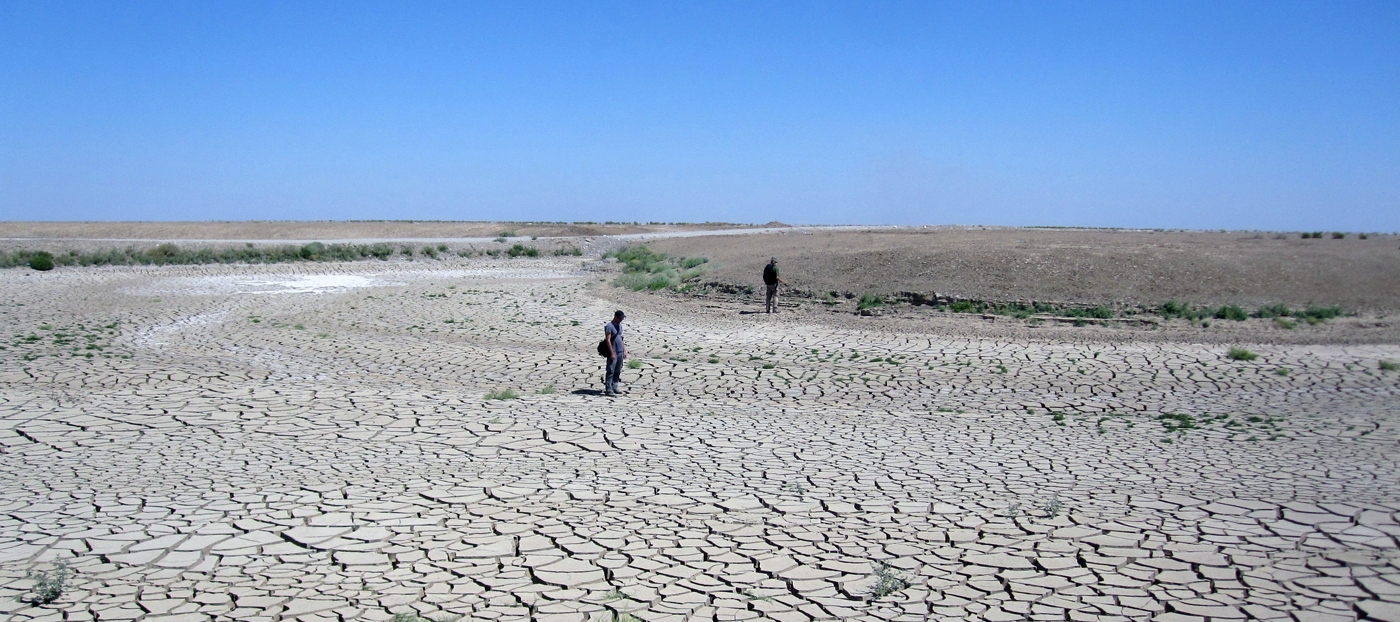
[
  {"xmin": 763, "ymin": 257, "xmax": 784, "ymax": 313},
  {"xmin": 601, "ymin": 310, "xmax": 626, "ymax": 396}
]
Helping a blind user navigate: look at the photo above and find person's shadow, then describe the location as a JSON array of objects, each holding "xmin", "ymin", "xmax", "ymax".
[{"xmin": 571, "ymin": 388, "xmax": 605, "ymax": 396}]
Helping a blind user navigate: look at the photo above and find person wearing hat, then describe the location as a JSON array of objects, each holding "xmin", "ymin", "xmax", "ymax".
[
  {"xmin": 603, "ymin": 310, "xmax": 626, "ymax": 396},
  {"xmin": 762, "ymin": 257, "xmax": 784, "ymax": 313}
]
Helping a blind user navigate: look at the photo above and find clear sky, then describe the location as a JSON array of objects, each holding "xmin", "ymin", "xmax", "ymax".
[{"xmin": 1, "ymin": 1, "xmax": 1396, "ymax": 229}]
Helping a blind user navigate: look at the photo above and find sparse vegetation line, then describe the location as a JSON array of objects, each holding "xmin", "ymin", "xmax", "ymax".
[{"xmin": 1, "ymin": 239, "xmax": 578, "ymax": 269}]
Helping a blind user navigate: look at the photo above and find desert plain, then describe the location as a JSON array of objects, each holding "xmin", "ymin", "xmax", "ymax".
[{"xmin": 1, "ymin": 223, "xmax": 1398, "ymax": 622}]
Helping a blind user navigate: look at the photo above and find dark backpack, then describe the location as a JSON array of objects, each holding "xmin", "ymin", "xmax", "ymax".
[{"xmin": 597, "ymin": 338, "xmax": 610, "ymax": 357}]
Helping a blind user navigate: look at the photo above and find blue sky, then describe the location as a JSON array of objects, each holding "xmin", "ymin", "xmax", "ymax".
[{"xmin": 1, "ymin": 1, "xmax": 1396, "ymax": 229}]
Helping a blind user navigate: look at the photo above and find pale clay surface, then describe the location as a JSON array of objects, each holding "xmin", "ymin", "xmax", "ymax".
[{"xmin": 1, "ymin": 256, "xmax": 1397, "ymax": 622}]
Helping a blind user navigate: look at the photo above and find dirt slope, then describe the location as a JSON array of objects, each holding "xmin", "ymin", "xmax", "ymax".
[{"xmin": 645, "ymin": 227, "xmax": 1400, "ymax": 311}]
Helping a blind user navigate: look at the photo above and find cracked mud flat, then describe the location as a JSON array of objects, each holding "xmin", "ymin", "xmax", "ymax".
[{"xmin": 1, "ymin": 257, "xmax": 1397, "ymax": 622}]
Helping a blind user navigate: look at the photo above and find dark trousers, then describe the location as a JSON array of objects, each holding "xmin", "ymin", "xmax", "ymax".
[
  {"xmin": 605, "ymin": 355, "xmax": 624, "ymax": 393},
  {"xmin": 765, "ymin": 283, "xmax": 779, "ymax": 312}
]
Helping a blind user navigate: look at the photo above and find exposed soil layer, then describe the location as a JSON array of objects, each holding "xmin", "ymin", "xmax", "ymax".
[{"xmin": 643, "ymin": 227, "xmax": 1400, "ymax": 312}]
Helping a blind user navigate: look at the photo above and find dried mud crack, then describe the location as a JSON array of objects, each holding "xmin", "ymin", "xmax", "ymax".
[{"xmin": 0, "ymin": 257, "xmax": 1397, "ymax": 622}]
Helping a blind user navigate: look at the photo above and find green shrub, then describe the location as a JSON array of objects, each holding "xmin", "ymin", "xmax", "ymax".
[
  {"xmin": 1381, "ymin": 360, "xmax": 1398, "ymax": 372},
  {"xmin": 19, "ymin": 562, "xmax": 69, "ymax": 605},
  {"xmin": 1274, "ymin": 318, "xmax": 1296, "ymax": 329},
  {"xmin": 1158, "ymin": 300, "xmax": 1211, "ymax": 321},
  {"xmin": 1300, "ymin": 306, "xmax": 1342, "ymax": 321},
  {"xmin": 626, "ymin": 359, "xmax": 642, "ymax": 369},
  {"xmin": 1227, "ymin": 347, "xmax": 1258, "ymax": 361},
  {"xmin": 1213, "ymin": 305, "xmax": 1248, "ymax": 321},
  {"xmin": 299, "ymin": 242, "xmax": 325, "ymax": 259},
  {"xmin": 615, "ymin": 272, "xmax": 655, "ymax": 291},
  {"xmin": 606, "ymin": 245, "xmax": 703, "ymax": 291},
  {"xmin": 28, "ymin": 251, "xmax": 54, "ymax": 271},
  {"xmin": 857, "ymin": 294, "xmax": 883, "ymax": 310},
  {"xmin": 484, "ymin": 389, "xmax": 519, "ymax": 400},
  {"xmin": 552, "ymin": 245, "xmax": 583, "ymax": 256},
  {"xmin": 949, "ymin": 300, "xmax": 979, "ymax": 313},
  {"xmin": 1056, "ymin": 306, "xmax": 1113, "ymax": 320},
  {"xmin": 645, "ymin": 273, "xmax": 674, "ymax": 290},
  {"xmin": 506, "ymin": 244, "xmax": 539, "ymax": 258},
  {"xmin": 1253, "ymin": 304, "xmax": 1291, "ymax": 318},
  {"xmin": 1332, "ymin": 232, "xmax": 1345, "ymax": 239},
  {"xmin": 870, "ymin": 561, "xmax": 911, "ymax": 599}
]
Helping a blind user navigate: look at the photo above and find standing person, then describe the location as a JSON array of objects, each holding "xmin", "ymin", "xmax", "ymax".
[
  {"xmin": 603, "ymin": 310, "xmax": 626, "ymax": 396},
  {"xmin": 763, "ymin": 257, "xmax": 784, "ymax": 313}
]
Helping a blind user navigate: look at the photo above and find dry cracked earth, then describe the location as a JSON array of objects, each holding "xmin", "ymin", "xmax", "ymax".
[{"xmin": 1, "ymin": 256, "xmax": 1398, "ymax": 622}]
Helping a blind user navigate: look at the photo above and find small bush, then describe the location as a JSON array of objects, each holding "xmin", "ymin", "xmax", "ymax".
[
  {"xmin": 645, "ymin": 273, "xmax": 673, "ymax": 290},
  {"xmin": 1253, "ymin": 304, "xmax": 1291, "ymax": 318},
  {"xmin": 1214, "ymin": 305, "xmax": 1248, "ymax": 321},
  {"xmin": 537, "ymin": 385, "xmax": 557, "ymax": 394},
  {"xmin": 949, "ymin": 300, "xmax": 979, "ymax": 313},
  {"xmin": 1274, "ymin": 318, "xmax": 1297, "ymax": 329},
  {"xmin": 615, "ymin": 272, "xmax": 655, "ymax": 291},
  {"xmin": 1227, "ymin": 347, "xmax": 1258, "ymax": 361},
  {"xmin": 869, "ymin": 561, "xmax": 911, "ymax": 600},
  {"xmin": 1159, "ymin": 300, "xmax": 1213, "ymax": 321},
  {"xmin": 1275, "ymin": 367, "xmax": 1290, "ymax": 376},
  {"xmin": 149, "ymin": 242, "xmax": 180, "ymax": 258},
  {"xmin": 626, "ymin": 359, "xmax": 642, "ymax": 369},
  {"xmin": 1381, "ymin": 361, "xmax": 1398, "ymax": 372},
  {"xmin": 484, "ymin": 389, "xmax": 519, "ymax": 400},
  {"xmin": 552, "ymin": 245, "xmax": 583, "ymax": 256},
  {"xmin": 857, "ymin": 294, "xmax": 883, "ymax": 310},
  {"xmin": 299, "ymin": 242, "xmax": 325, "ymax": 259},
  {"xmin": 19, "ymin": 562, "xmax": 69, "ymax": 605},
  {"xmin": 1332, "ymin": 232, "xmax": 1345, "ymax": 239},
  {"xmin": 1301, "ymin": 306, "xmax": 1342, "ymax": 321},
  {"xmin": 506, "ymin": 244, "xmax": 539, "ymax": 258},
  {"xmin": 28, "ymin": 251, "xmax": 54, "ymax": 271},
  {"xmin": 1158, "ymin": 412, "xmax": 1197, "ymax": 431},
  {"xmin": 1054, "ymin": 305, "xmax": 1113, "ymax": 320}
]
